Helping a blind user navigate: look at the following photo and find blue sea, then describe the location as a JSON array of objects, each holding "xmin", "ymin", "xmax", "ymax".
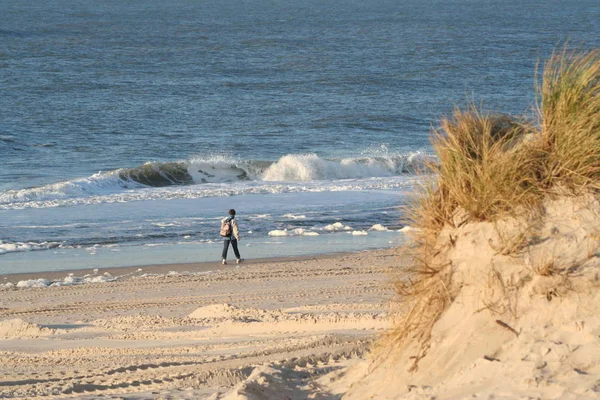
[{"xmin": 1, "ymin": 0, "xmax": 598, "ymax": 274}]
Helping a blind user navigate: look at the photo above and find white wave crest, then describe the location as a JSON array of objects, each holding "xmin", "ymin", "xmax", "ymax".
[
  {"xmin": 8, "ymin": 273, "xmax": 117, "ymax": 289},
  {"xmin": 0, "ymin": 176, "xmax": 419, "ymax": 210},
  {"xmin": 0, "ymin": 152, "xmax": 429, "ymax": 209},
  {"xmin": 0, "ymin": 171, "xmax": 142, "ymax": 206},
  {"xmin": 261, "ymin": 153, "xmax": 427, "ymax": 181},
  {"xmin": 187, "ymin": 156, "xmax": 258, "ymax": 183},
  {"xmin": 283, "ymin": 213, "xmax": 307, "ymax": 219},
  {"xmin": 370, "ymin": 224, "xmax": 389, "ymax": 231},
  {"xmin": 0, "ymin": 240, "xmax": 61, "ymax": 255},
  {"xmin": 0, "ymin": 269, "xmax": 218, "ymax": 290}
]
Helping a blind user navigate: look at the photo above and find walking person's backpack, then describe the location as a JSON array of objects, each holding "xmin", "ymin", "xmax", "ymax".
[{"xmin": 220, "ymin": 218, "xmax": 232, "ymax": 237}]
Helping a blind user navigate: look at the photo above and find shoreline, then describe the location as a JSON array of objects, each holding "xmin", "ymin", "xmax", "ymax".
[
  {"xmin": 0, "ymin": 229, "xmax": 405, "ymax": 278},
  {"xmin": 0, "ymin": 250, "xmax": 367, "ymax": 283}
]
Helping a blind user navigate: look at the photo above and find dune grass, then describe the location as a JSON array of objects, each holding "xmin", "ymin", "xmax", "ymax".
[
  {"xmin": 425, "ymin": 109, "xmax": 541, "ymax": 223},
  {"xmin": 408, "ymin": 47, "xmax": 600, "ymax": 238},
  {"xmin": 384, "ymin": 47, "xmax": 600, "ymax": 365},
  {"xmin": 539, "ymin": 48, "xmax": 600, "ymax": 192}
]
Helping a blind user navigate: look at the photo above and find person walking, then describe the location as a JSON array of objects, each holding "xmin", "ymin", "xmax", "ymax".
[{"xmin": 220, "ymin": 209, "xmax": 243, "ymax": 265}]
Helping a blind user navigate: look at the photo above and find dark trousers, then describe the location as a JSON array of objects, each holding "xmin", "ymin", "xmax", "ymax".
[{"xmin": 222, "ymin": 238, "xmax": 240, "ymax": 260}]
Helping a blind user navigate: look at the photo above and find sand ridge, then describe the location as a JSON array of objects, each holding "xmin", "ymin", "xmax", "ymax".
[{"xmin": 0, "ymin": 319, "xmax": 55, "ymax": 339}]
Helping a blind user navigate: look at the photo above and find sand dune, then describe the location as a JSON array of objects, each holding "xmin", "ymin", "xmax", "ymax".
[{"xmin": 330, "ymin": 196, "xmax": 600, "ymax": 400}]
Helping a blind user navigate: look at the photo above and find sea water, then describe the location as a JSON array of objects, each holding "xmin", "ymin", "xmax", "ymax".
[{"xmin": 1, "ymin": 0, "xmax": 598, "ymax": 274}]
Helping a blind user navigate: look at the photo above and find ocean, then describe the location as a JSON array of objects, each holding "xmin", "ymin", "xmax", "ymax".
[{"xmin": 1, "ymin": 0, "xmax": 598, "ymax": 274}]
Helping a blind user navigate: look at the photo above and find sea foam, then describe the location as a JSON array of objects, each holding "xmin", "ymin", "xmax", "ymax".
[
  {"xmin": 268, "ymin": 228, "xmax": 319, "ymax": 237},
  {"xmin": 0, "ymin": 240, "xmax": 60, "ymax": 255}
]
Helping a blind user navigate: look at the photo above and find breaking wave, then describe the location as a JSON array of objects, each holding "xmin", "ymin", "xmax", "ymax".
[{"xmin": 0, "ymin": 152, "xmax": 430, "ymax": 208}]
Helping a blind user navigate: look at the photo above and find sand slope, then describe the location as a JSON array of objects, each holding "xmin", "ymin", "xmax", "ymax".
[{"xmin": 333, "ymin": 196, "xmax": 600, "ymax": 399}]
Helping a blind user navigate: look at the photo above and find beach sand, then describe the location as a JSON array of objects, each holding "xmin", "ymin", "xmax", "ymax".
[
  {"xmin": 0, "ymin": 248, "xmax": 401, "ymax": 399},
  {"xmin": 3, "ymin": 193, "xmax": 600, "ymax": 400}
]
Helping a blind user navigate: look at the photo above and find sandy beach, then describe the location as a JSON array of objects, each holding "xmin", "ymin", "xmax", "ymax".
[
  {"xmin": 1, "ymin": 2, "xmax": 598, "ymax": 397},
  {"xmin": 0, "ymin": 249, "xmax": 401, "ymax": 399},
  {"xmin": 4, "ymin": 202, "xmax": 600, "ymax": 400}
]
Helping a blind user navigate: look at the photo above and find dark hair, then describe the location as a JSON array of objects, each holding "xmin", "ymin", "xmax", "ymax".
[{"xmin": 229, "ymin": 209, "xmax": 236, "ymax": 216}]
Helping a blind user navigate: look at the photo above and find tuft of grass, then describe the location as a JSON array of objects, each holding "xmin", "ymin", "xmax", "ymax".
[
  {"xmin": 432, "ymin": 108, "xmax": 543, "ymax": 223},
  {"xmin": 490, "ymin": 220, "xmax": 540, "ymax": 256},
  {"xmin": 403, "ymin": 179, "xmax": 456, "ymax": 245},
  {"xmin": 481, "ymin": 266, "xmax": 520, "ymax": 318},
  {"xmin": 404, "ymin": 108, "xmax": 544, "ymax": 246},
  {"xmin": 532, "ymin": 254, "xmax": 559, "ymax": 277},
  {"xmin": 386, "ymin": 109, "xmax": 543, "ymax": 368},
  {"xmin": 586, "ymin": 233, "xmax": 600, "ymax": 259},
  {"xmin": 380, "ymin": 255, "xmax": 454, "ymax": 372},
  {"xmin": 539, "ymin": 48, "xmax": 600, "ymax": 192}
]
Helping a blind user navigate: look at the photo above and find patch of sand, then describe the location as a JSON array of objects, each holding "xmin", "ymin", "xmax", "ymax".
[
  {"xmin": 188, "ymin": 304, "xmax": 240, "ymax": 319},
  {"xmin": 0, "ymin": 319, "xmax": 54, "ymax": 339}
]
